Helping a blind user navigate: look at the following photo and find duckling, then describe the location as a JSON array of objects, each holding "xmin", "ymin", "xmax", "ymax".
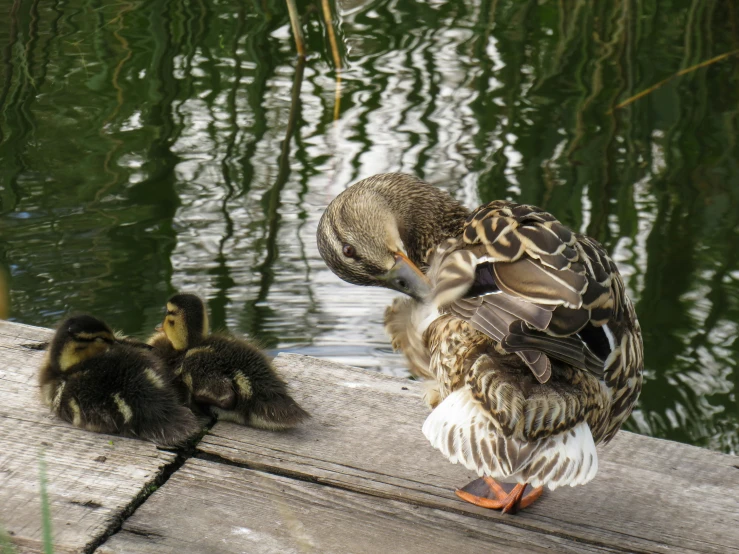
[
  {"xmin": 23, "ymin": 330, "xmax": 154, "ymax": 352},
  {"xmin": 148, "ymin": 294, "xmax": 309, "ymax": 430},
  {"xmin": 38, "ymin": 314, "xmax": 201, "ymax": 447},
  {"xmin": 317, "ymin": 173, "xmax": 644, "ymax": 513}
]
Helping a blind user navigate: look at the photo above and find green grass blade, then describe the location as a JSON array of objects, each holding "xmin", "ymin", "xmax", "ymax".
[
  {"xmin": 0, "ymin": 525, "xmax": 17, "ymax": 554},
  {"xmin": 39, "ymin": 455, "xmax": 53, "ymax": 554}
]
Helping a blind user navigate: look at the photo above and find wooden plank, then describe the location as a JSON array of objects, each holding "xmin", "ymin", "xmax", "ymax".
[
  {"xmin": 198, "ymin": 354, "xmax": 739, "ymax": 554},
  {"xmin": 3, "ymin": 320, "xmax": 737, "ymax": 553},
  {"xmin": 95, "ymin": 458, "xmax": 611, "ymax": 554},
  {"xmin": 0, "ymin": 321, "xmax": 178, "ymax": 554}
]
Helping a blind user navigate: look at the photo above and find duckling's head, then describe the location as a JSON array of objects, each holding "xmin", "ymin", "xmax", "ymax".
[
  {"xmin": 49, "ymin": 315, "xmax": 116, "ymax": 372},
  {"xmin": 162, "ymin": 293, "xmax": 208, "ymax": 350},
  {"xmin": 317, "ymin": 173, "xmax": 469, "ymax": 300}
]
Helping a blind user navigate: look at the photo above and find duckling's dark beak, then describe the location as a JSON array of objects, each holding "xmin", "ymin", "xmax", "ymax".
[{"xmin": 381, "ymin": 252, "xmax": 431, "ymax": 300}]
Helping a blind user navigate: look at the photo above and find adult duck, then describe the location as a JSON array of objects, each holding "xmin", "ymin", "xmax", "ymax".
[{"xmin": 317, "ymin": 173, "xmax": 643, "ymax": 513}]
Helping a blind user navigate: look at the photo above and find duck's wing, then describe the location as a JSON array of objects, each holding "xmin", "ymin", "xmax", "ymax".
[{"xmin": 428, "ymin": 201, "xmax": 626, "ymax": 384}]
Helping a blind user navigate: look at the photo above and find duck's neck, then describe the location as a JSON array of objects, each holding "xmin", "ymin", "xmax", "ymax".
[{"xmin": 384, "ymin": 186, "xmax": 469, "ymax": 268}]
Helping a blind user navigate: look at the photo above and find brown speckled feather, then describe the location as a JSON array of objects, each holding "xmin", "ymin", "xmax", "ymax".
[
  {"xmin": 423, "ymin": 315, "xmax": 607, "ymax": 488},
  {"xmin": 384, "ymin": 296, "xmax": 433, "ymax": 381},
  {"xmin": 428, "ymin": 201, "xmax": 634, "ymax": 385},
  {"xmin": 423, "ymin": 200, "xmax": 643, "ymax": 448}
]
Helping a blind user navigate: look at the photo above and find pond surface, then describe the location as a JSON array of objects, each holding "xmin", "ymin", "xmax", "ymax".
[{"xmin": 1, "ymin": 0, "xmax": 737, "ymax": 453}]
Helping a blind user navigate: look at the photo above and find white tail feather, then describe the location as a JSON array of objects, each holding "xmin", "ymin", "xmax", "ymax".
[{"xmin": 422, "ymin": 388, "xmax": 598, "ymax": 490}]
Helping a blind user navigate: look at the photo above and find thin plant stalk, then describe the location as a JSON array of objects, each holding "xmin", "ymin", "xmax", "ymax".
[
  {"xmin": 285, "ymin": 0, "xmax": 306, "ymax": 58},
  {"xmin": 332, "ymin": 75, "xmax": 342, "ymax": 121},
  {"xmin": 321, "ymin": 0, "xmax": 341, "ymax": 70},
  {"xmin": 611, "ymin": 49, "xmax": 739, "ymax": 112},
  {"xmin": 321, "ymin": 0, "xmax": 342, "ymax": 120}
]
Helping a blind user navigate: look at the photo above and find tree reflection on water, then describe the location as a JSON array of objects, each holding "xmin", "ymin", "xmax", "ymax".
[{"xmin": 0, "ymin": 0, "xmax": 737, "ymax": 452}]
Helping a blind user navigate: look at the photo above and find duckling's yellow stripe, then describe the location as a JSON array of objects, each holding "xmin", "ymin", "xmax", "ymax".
[
  {"xmin": 75, "ymin": 331, "xmax": 112, "ymax": 340},
  {"xmin": 59, "ymin": 343, "xmax": 80, "ymax": 372},
  {"xmin": 113, "ymin": 393, "xmax": 133, "ymax": 423},
  {"xmin": 59, "ymin": 341, "xmax": 109, "ymax": 371},
  {"xmin": 185, "ymin": 346, "xmax": 215, "ymax": 358},
  {"xmin": 51, "ymin": 381, "xmax": 66, "ymax": 411},
  {"xmin": 68, "ymin": 398, "xmax": 82, "ymax": 427},
  {"xmin": 144, "ymin": 368, "xmax": 165, "ymax": 389},
  {"xmin": 234, "ymin": 373, "xmax": 253, "ymax": 399}
]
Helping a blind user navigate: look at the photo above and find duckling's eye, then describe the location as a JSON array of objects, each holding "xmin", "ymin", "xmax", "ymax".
[
  {"xmin": 167, "ymin": 320, "xmax": 174, "ymax": 326},
  {"xmin": 342, "ymin": 244, "xmax": 356, "ymax": 258}
]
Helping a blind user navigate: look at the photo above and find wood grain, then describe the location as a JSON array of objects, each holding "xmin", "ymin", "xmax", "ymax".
[
  {"xmin": 0, "ymin": 321, "xmax": 177, "ymax": 554},
  {"xmin": 95, "ymin": 458, "xmax": 611, "ymax": 554},
  {"xmin": 198, "ymin": 354, "xmax": 739, "ymax": 554},
  {"xmin": 3, "ymin": 321, "xmax": 737, "ymax": 554}
]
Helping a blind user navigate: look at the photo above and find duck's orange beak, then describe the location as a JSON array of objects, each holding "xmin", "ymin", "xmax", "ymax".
[
  {"xmin": 381, "ymin": 251, "xmax": 431, "ymax": 300},
  {"xmin": 154, "ymin": 324, "xmax": 163, "ymax": 332}
]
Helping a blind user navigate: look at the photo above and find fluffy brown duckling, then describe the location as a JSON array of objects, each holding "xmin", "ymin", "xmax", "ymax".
[
  {"xmin": 38, "ymin": 315, "xmax": 201, "ymax": 447},
  {"xmin": 317, "ymin": 173, "xmax": 644, "ymax": 513},
  {"xmin": 23, "ymin": 329, "xmax": 155, "ymax": 352},
  {"xmin": 148, "ymin": 293, "xmax": 309, "ymax": 430}
]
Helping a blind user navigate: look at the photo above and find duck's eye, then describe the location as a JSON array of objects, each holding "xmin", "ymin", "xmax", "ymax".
[
  {"xmin": 167, "ymin": 320, "xmax": 174, "ymax": 326},
  {"xmin": 342, "ymin": 244, "xmax": 356, "ymax": 258}
]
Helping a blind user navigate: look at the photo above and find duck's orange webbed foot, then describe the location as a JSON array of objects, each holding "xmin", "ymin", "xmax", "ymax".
[{"xmin": 455, "ymin": 477, "xmax": 543, "ymax": 514}]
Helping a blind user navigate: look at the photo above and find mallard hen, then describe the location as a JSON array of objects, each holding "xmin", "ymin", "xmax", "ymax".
[{"xmin": 317, "ymin": 173, "xmax": 643, "ymax": 513}]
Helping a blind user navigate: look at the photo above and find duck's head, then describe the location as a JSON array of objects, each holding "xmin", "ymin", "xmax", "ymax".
[
  {"xmin": 50, "ymin": 315, "xmax": 116, "ymax": 372},
  {"xmin": 161, "ymin": 293, "xmax": 208, "ymax": 350},
  {"xmin": 317, "ymin": 173, "xmax": 469, "ymax": 300}
]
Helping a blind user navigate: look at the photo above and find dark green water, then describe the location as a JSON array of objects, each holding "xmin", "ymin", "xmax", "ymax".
[{"xmin": 1, "ymin": 0, "xmax": 737, "ymax": 453}]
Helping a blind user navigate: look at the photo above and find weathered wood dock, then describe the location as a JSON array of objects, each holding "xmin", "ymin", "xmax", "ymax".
[{"xmin": 1, "ymin": 320, "xmax": 737, "ymax": 554}]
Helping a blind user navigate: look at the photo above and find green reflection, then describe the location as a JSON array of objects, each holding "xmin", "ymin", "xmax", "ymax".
[{"xmin": 0, "ymin": 0, "xmax": 736, "ymax": 453}]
